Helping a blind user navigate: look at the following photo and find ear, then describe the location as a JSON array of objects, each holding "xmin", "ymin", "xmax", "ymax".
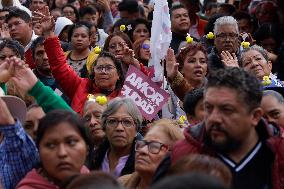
[
  {"xmin": 28, "ymin": 21, "xmax": 33, "ymax": 29},
  {"xmin": 267, "ymin": 60, "xmax": 272, "ymax": 72},
  {"xmin": 251, "ymin": 107, "xmax": 263, "ymax": 127}
]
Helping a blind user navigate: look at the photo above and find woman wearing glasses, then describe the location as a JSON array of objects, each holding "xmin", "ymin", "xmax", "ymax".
[
  {"xmin": 91, "ymin": 98, "xmax": 143, "ymax": 178},
  {"xmin": 118, "ymin": 119, "xmax": 184, "ymax": 189},
  {"xmin": 35, "ymin": 7, "xmax": 125, "ymax": 114},
  {"xmin": 133, "ymin": 38, "xmax": 151, "ymax": 66}
]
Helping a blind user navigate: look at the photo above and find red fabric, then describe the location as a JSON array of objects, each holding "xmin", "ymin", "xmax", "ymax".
[
  {"xmin": 44, "ymin": 37, "xmax": 120, "ymax": 114},
  {"xmin": 197, "ymin": 17, "xmax": 207, "ymax": 37},
  {"xmin": 25, "ymin": 49, "xmax": 35, "ymax": 69},
  {"xmin": 171, "ymin": 121, "xmax": 284, "ymax": 189},
  {"xmin": 16, "ymin": 166, "xmax": 89, "ymax": 189}
]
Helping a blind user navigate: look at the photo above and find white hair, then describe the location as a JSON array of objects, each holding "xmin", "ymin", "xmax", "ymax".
[{"xmin": 213, "ymin": 16, "xmax": 239, "ymax": 35}]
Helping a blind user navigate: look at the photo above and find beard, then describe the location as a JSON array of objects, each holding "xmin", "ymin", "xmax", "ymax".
[{"xmin": 204, "ymin": 124, "xmax": 242, "ymax": 154}]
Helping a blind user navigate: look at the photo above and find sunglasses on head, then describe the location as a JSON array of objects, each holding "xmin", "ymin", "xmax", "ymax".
[{"xmin": 141, "ymin": 44, "xmax": 150, "ymax": 50}]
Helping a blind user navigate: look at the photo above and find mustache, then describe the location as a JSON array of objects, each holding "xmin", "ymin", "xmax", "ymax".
[{"xmin": 208, "ymin": 124, "xmax": 227, "ymax": 134}]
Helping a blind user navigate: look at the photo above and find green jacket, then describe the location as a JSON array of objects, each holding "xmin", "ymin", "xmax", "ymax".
[
  {"xmin": 28, "ymin": 81, "xmax": 73, "ymax": 113},
  {"xmin": 0, "ymin": 83, "xmax": 7, "ymax": 94}
]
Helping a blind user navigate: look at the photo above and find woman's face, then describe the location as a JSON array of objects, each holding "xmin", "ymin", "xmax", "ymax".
[
  {"xmin": 133, "ymin": 24, "xmax": 150, "ymax": 42},
  {"xmin": 241, "ymin": 49, "xmax": 272, "ymax": 80},
  {"xmin": 51, "ymin": 10, "xmax": 62, "ymax": 21},
  {"xmin": 55, "ymin": 0, "xmax": 67, "ymax": 8},
  {"xmin": 105, "ymin": 105, "xmax": 137, "ymax": 150},
  {"xmin": 108, "ymin": 36, "xmax": 127, "ymax": 56},
  {"xmin": 139, "ymin": 39, "xmax": 151, "ymax": 61},
  {"xmin": 39, "ymin": 122, "xmax": 88, "ymax": 182},
  {"xmin": 135, "ymin": 126, "xmax": 169, "ymax": 174},
  {"xmin": 182, "ymin": 51, "xmax": 207, "ymax": 84},
  {"xmin": 71, "ymin": 27, "xmax": 90, "ymax": 51},
  {"xmin": 93, "ymin": 57, "xmax": 120, "ymax": 90},
  {"xmin": 63, "ymin": 6, "xmax": 77, "ymax": 22}
]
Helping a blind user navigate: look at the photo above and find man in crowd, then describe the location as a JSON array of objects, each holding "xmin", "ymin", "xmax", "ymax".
[
  {"xmin": 29, "ymin": 0, "xmax": 46, "ymax": 12},
  {"xmin": 157, "ymin": 68, "xmax": 284, "ymax": 189}
]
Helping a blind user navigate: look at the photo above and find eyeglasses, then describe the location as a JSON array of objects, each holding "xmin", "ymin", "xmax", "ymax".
[
  {"xmin": 105, "ymin": 118, "xmax": 135, "ymax": 128},
  {"xmin": 109, "ymin": 42, "xmax": 126, "ymax": 50},
  {"xmin": 215, "ymin": 33, "xmax": 239, "ymax": 40},
  {"xmin": 135, "ymin": 140, "xmax": 169, "ymax": 154},
  {"xmin": 94, "ymin": 65, "xmax": 116, "ymax": 73},
  {"xmin": 141, "ymin": 44, "xmax": 150, "ymax": 50}
]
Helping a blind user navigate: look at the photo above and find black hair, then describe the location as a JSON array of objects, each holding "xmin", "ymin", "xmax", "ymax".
[
  {"xmin": 79, "ymin": 6, "xmax": 97, "ymax": 18},
  {"xmin": 170, "ymin": 4, "xmax": 187, "ymax": 17},
  {"xmin": 233, "ymin": 11, "xmax": 252, "ymax": 23},
  {"xmin": 110, "ymin": 18, "xmax": 131, "ymax": 33},
  {"xmin": 205, "ymin": 2, "xmax": 217, "ymax": 11},
  {"xmin": 0, "ymin": 38, "xmax": 25, "ymax": 59},
  {"xmin": 62, "ymin": 4, "xmax": 79, "ymax": 22},
  {"xmin": 68, "ymin": 21, "xmax": 92, "ymax": 42},
  {"xmin": 5, "ymin": 7, "xmax": 31, "ymax": 23},
  {"xmin": 31, "ymin": 36, "xmax": 45, "ymax": 59},
  {"xmin": 118, "ymin": 0, "xmax": 139, "ymax": 13},
  {"xmin": 184, "ymin": 88, "xmax": 204, "ymax": 117},
  {"xmin": 127, "ymin": 18, "xmax": 151, "ymax": 42},
  {"xmin": 206, "ymin": 68, "xmax": 262, "ymax": 112},
  {"xmin": 151, "ymin": 172, "xmax": 226, "ymax": 189},
  {"xmin": 90, "ymin": 51, "xmax": 125, "ymax": 90},
  {"xmin": 218, "ymin": 3, "xmax": 236, "ymax": 15},
  {"xmin": 36, "ymin": 110, "xmax": 89, "ymax": 148}
]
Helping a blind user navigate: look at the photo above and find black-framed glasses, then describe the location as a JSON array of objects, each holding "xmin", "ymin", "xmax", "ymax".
[
  {"xmin": 94, "ymin": 65, "xmax": 116, "ymax": 73},
  {"xmin": 135, "ymin": 140, "xmax": 169, "ymax": 154},
  {"xmin": 215, "ymin": 33, "xmax": 239, "ymax": 40},
  {"xmin": 105, "ymin": 118, "xmax": 135, "ymax": 128}
]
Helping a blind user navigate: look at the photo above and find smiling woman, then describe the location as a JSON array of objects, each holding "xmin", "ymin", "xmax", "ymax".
[{"xmin": 16, "ymin": 110, "xmax": 90, "ymax": 189}]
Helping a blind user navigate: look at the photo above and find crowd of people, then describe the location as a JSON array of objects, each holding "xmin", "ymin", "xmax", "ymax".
[{"xmin": 1, "ymin": 0, "xmax": 284, "ymax": 188}]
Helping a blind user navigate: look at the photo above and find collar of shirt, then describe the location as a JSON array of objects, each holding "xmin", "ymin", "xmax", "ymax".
[{"xmin": 25, "ymin": 31, "xmax": 38, "ymax": 52}]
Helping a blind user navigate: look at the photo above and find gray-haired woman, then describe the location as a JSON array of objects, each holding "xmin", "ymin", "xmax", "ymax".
[{"xmin": 91, "ymin": 97, "xmax": 143, "ymax": 178}]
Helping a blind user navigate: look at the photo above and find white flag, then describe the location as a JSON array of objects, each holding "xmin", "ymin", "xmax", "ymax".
[{"xmin": 148, "ymin": 0, "xmax": 172, "ymax": 82}]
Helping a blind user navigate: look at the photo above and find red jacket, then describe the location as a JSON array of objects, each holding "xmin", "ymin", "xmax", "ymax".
[
  {"xmin": 171, "ymin": 120, "xmax": 284, "ymax": 189},
  {"xmin": 44, "ymin": 37, "xmax": 120, "ymax": 114}
]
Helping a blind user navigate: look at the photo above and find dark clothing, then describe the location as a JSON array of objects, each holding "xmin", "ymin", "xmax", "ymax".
[
  {"xmin": 170, "ymin": 32, "xmax": 198, "ymax": 54},
  {"xmin": 154, "ymin": 120, "xmax": 284, "ymax": 189}
]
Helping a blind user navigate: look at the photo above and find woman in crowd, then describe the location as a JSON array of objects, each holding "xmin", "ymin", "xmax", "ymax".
[
  {"xmin": 128, "ymin": 18, "xmax": 151, "ymax": 43},
  {"xmin": 62, "ymin": 4, "xmax": 79, "ymax": 23},
  {"xmin": 166, "ymin": 42, "xmax": 208, "ymax": 101},
  {"xmin": 91, "ymin": 98, "xmax": 142, "ymax": 178},
  {"xmin": 133, "ymin": 38, "xmax": 151, "ymax": 66},
  {"xmin": 36, "ymin": 6, "xmax": 125, "ymax": 113},
  {"xmin": 118, "ymin": 119, "xmax": 184, "ymax": 189},
  {"xmin": 65, "ymin": 21, "xmax": 92, "ymax": 77},
  {"xmin": 16, "ymin": 110, "xmax": 89, "ymax": 189}
]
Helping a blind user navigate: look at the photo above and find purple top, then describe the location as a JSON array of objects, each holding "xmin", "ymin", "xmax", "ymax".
[{"xmin": 102, "ymin": 150, "xmax": 130, "ymax": 178}]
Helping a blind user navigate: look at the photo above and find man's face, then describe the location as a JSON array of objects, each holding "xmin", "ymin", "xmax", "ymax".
[
  {"xmin": 0, "ymin": 11, "xmax": 9, "ymax": 26},
  {"xmin": 237, "ymin": 18, "xmax": 253, "ymax": 34},
  {"xmin": 30, "ymin": 0, "xmax": 46, "ymax": 11},
  {"xmin": 261, "ymin": 95, "xmax": 284, "ymax": 128},
  {"xmin": 171, "ymin": 8, "xmax": 190, "ymax": 35},
  {"xmin": 34, "ymin": 44, "xmax": 50, "ymax": 72},
  {"xmin": 214, "ymin": 24, "xmax": 240, "ymax": 54},
  {"xmin": 8, "ymin": 17, "xmax": 32, "ymax": 45},
  {"xmin": 204, "ymin": 87, "xmax": 261, "ymax": 153}
]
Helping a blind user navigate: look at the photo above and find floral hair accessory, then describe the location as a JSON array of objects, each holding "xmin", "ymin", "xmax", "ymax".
[
  {"xmin": 262, "ymin": 76, "xmax": 272, "ymax": 86},
  {"xmin": 206, "ymin": 32, "xmax": 215, "ymax": 39},
  {"xmin": 95, "ymin": 96, "xmax": 108, "ymax": 105},
  {"xmin": 94, "ymin": 46, "xmax": 101, "ymax": 54},
  {"xmin": 179, "ymin": 115, "xmax": 187, "ymax": 124},
  {"xmin": 186, "ymin": 33, "xmax": 193, "ymax": 43},
  {"xmin": 120, "ymin": 24, "xmax": 126, "ymax": 32},
  {"xmin": 126, "ymin": 24, "xmax": 132, "ymax": 31},
  {"xmin": 87, "ymin": 94, "xmax": 96, "ymax": 102},
  {"xmin": 241, "ymin": 41, "xmax": 250, "ymax": 49}
]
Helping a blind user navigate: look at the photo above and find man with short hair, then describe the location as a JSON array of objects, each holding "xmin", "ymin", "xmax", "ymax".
[
  {"xmin": 29, "ymin": 0, "xmax": 47, "ymax": 11},
  {"xmin": 209, "ymin": 16, "xmax": 240, "ymax": 70},
  {"xmin": 6, "ymin": 8, "xmax": 37, "ymax": 68},
  {"xmin": 155, "ymin": 68, "xmax": 284, "ymax": 189},
  {"xmin": 261, "ymin": 90, "xmax": 284, "ymax": 128},
  {"xmin": 170, "ymin": 4, "xmax": 192, "ymax": 54}
]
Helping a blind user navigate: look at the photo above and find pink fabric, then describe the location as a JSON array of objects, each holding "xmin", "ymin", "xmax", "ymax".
[{"xmin": 16, "ymin": 166, "xmax": 90, "ymax": 189}]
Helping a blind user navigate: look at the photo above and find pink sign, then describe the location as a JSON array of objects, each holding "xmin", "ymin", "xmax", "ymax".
[{"xmin": 121, "ymin": 65, "xmax": 169, "ymax": 120}]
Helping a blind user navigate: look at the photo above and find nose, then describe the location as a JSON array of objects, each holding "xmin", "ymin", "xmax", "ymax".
[
  {"xmin": 207, "ymin": 108, "xmax": 222, "ymax": 124},
  {"xmin": 43, "ymin": 52, "xmax": 48, "ymax": 60},
  {"xmin": 90, "ymin": 116, "xmax": 99, "ymax": 126},
  {"xmin": 57, "ymin": 144, "xmax": 68, "ymax": 158},
  {"xmin": 114, "ymin": 121, "xmax": 125, "ymax": 131},
  {"xmin": 137, "ymin": 144, "xmax": 148, "ymax": 154}
]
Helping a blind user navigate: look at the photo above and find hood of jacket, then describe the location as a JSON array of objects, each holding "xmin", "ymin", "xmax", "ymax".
[{"xmin": 54, "ymin": 17, "xmax": 73, "ymax": 36}]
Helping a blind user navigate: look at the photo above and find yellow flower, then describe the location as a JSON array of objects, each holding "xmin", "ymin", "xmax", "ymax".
[
  {"xmin": 120, "ymin": 25, "xmax": 126, "ymax": 32},
  {"xmin": 262, "ymin": 76, "xmax": 272, "ymax": 86},
  {"xmin": 179, "ymin": 115, "xmax": 187, "ymax": 124},
  {"xmin": 96, "ymin": 96, "xmax": 108, "ymax": 105},
  {"xmin": 186, "ymin": 34, "xmax": 193, "ymax": 43},
  {"xmin": 94, "ymin": 46, "xmax": 101, "ymax": 54},
  {"xmin": 87, "ymin": 94, "xmax": 95, "ymax": 100},
  {"xmin": 206, "ymin": 32, "xmax": 215, "ymax": 39},
  {"xmin": 241, "ymin": 41, "xmax": 250, "ymax": 49}
]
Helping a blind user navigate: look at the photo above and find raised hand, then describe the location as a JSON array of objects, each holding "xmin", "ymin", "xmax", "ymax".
[
  {"xmin": 10, "ymin": 57, "xmax": 38, "ymax": 95},
  {"xmin": 165, "ymin": 48, "xmax": 179, "ymax": 80},
  {"xmin": 116, "ymin": 46, "xmax": 140, "ymax": 68},
  {"xmin": 221, "ymin": 51, "xmax": 239, "ymax": 67},
  {"xmin": 0, "ymin": 59, "xmax": 14, "ymax": 83},
  {"xmin": 0, "ymin": 23, "xmax": 10, "ymax": 39},
  {"xmin": 32, "ymin": 6, "xmax": 55, "ymax": 37}
]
